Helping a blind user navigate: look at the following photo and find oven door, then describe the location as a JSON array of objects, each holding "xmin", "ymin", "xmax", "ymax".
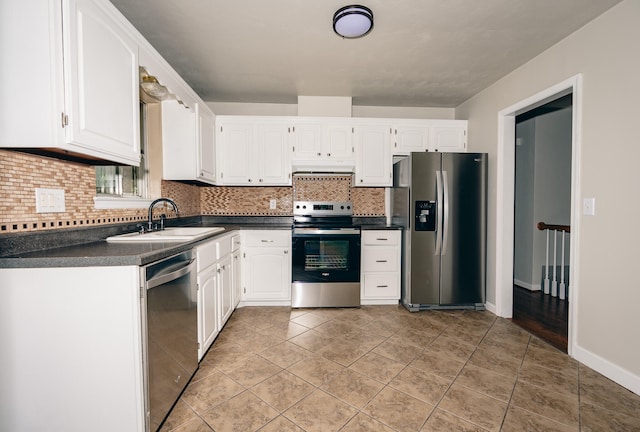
[{"xmin": 291, "ymin": 228, "xmax": 361, "ymax": 283}]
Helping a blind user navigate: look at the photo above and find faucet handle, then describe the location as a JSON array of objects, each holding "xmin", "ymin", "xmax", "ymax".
[{"xmin": 160, "ymin": 214, "xmax": 166, "ymax": 230}]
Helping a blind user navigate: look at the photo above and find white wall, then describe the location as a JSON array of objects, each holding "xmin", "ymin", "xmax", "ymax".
[{"xmin": 456, "ymin": 0, "xmax": 640, "ymax": 393}]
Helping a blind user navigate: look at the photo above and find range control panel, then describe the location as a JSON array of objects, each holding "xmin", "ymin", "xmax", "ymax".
[{"xmin": 293, "ymin": 201, "xmax": 353, "ymax": 217}]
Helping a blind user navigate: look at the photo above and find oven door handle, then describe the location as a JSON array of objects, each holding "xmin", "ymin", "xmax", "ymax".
[{"xmin": 293, "ymin": 228, "xmax": 360, "ymax": 235}]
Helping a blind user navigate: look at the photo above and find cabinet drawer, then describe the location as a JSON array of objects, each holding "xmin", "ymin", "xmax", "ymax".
[
  {"xmin": 196, "ymin": 238, "xmax": 217, "ymax": 272},
  {"xmin": 363, "ymin": 273, "xmax": 399, "ymax": 299},
  {"xmin": 362, "ymin": 248, "xmax": 398, "ymax": 272},
  {"xmin": 244, "ymin": 230, "xmax": 291, "ymax": 247},
  {"xmin": 231, "ymin": 234, "xmax": 241, "ymax": 251},
  {"xmin": 362, "ymin": 230, "xmax": 400, "ymax": 246},
  {"xmin": 217, "ymin": 235, "xmax": 232, "ymax": 258}
]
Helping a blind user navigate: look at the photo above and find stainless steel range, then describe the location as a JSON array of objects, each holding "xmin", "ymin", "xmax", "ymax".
[{"xmin": 291, "ymin": 201, "xmax": 361, "ymax": 308}]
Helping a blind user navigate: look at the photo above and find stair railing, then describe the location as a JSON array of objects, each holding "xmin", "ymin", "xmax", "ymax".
[{"xmin": 537, "ymin": 222, "xmax": 570, "ymax": 300}]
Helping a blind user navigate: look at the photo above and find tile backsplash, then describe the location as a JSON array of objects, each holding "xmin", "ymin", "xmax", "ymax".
[{"xmin": 0, "ymin": 149, "xmax": 385, "ymax": 234}]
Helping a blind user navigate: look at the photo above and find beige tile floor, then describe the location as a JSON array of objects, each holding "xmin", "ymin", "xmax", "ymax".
[{"xmin": 161, "ymin": 306, "xmax": 640, "ymax": 432}]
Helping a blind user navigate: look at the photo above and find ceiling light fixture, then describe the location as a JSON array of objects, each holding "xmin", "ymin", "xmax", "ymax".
[{"xmin": 333, "ymin": 5, "xmax": 374, "ymax": 39}]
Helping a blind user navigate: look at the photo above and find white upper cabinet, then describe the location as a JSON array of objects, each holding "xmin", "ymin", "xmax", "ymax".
[
  {"xmin": 354, "ymin": 122, "xmax": 392, "ymax": 187},
  {"xmin": 391, "ymin": 120, "xmax": 468, "ymax": 155},
  {"xmin": 430, "ymin": 125, "xmax": 467, "ymax": 152},
  {"xmin": 162, "ymin": 100, "xmax": 216, "ymax": 185},
  {"xmin": 0, "ymin": 0, "xmax": 140, "ymax": 165},
  {"xmin": 216, "ymin": 116, "xmax": 291, "ymax": 186},
  {"xmin": 291, "ymin": 118, "xmax": 354, "ymax": 171},
  {"xmin": 391, "ymin": 123, "xmax": 430, "ymax": 154}
]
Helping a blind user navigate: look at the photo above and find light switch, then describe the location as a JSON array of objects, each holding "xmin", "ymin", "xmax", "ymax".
[
  {"xmin": 269, "ymin": 199, "xmax": 277, "ymax": 209},
  {"xmin": 35, "ymin": 188, "xmax": 66, "ymax": 213},
  {"xmin": 583, "ymin": 197, "xmax": 595, "ymax": 216}
]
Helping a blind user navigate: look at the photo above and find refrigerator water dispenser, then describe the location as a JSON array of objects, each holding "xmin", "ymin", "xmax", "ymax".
[{"xmin": 415, "ymin": 201, "xmax": 436, "ymax": 231}]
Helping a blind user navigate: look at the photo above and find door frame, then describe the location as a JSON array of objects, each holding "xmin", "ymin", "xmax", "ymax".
[{"xmin": 495, "ymin": 74, "xmax": 582, "ymax": 355}]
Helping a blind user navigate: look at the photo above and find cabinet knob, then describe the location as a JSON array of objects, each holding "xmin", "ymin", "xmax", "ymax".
[
  {"xmin": 284, "ymin": 250, "xmax": 288, "ymax": 254},
  {"xmin": 317, "ymin": 152, "xmax": 321, "ymax": 156},
  {"xmin": 248, "ymin": 178, "xmax": 252, "ymax": 182},
  {"xmin": 360, "ymin": 179, "xmax": 363, "ymax": 183},
  {"xmin": 327, "ymin": 153, "xmax": 331, "ymax": 157}
]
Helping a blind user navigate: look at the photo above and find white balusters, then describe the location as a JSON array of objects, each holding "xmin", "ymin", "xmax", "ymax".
[{"xmin": 537, "ymin": 222, "xmax": 570, "ymax": 301}]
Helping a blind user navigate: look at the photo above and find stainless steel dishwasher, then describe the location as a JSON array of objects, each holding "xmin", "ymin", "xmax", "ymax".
[{"xmin": 142, "ymin": 250, "xmax": 198, "ymax": 431}]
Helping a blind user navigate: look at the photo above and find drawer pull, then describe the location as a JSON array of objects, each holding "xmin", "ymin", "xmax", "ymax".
[
  {"xmin": 261, "ymin": 239, "xmax": 274, "ymax": 243},
  {"xmin": 376, "ymin": 285, "xmax": 389, "ymax": 288},
  {"xmin": 375, "ymin": 260, "xmax": 388, "ymax": 263},
  {"xmin": 376, "ymin": 238, "xmax": 388, "ymax": 241}
]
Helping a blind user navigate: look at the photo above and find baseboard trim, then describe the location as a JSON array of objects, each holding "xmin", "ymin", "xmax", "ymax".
[
  {"xmin": 573, "ymin": 344, "xmax": 640, "ymax": 396},
  {"xmin": 484, "ymin": 301, "xmax": 497, "ymax": 314},
  {"xmin": 513, "ymin": 279, "xmax": 541, "ymax": 291}
]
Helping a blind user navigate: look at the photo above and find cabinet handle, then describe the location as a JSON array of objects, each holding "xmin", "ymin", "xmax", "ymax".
[
  {"xmin": 376, "ymin": 238, "xmax": 388, "ymax": 241},
  {"xmin": 327, "ymin": 153, "xmax": 331, "ymax": 156},
  {"xmin": 259, "ymin": 178, "xmax": 263, "ymax": 182},
  {"xmin": 261, "ymin": 239, "xmax": 274, "ymax": 242},
  {"xmin": 284, "ymin": 250, "xmax": 289, "ymax": 254},
  {"xmin": 375, "ymin": 260, "xmax": 388, "ymax": 263},
  {"xmin": 217, "ymin": 268, "xmax": 220, "ymax": 273},
  {"xmin": 376, "ymin": 285, "xmax": 389, "ymax": 288},
  {"xmin": 317, "ymin": 152, "xmax": 321, "ymax": 156},
  {"xmin": 248, "ymin": 178, "xmax": 252, "ymax": 182}
]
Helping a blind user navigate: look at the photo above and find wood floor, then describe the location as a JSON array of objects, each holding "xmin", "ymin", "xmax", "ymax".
[{"xmin": 511, "ymin": 285, "xmax": 568, "ymax": 352}]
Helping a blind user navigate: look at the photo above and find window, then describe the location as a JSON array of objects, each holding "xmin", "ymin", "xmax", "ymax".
[{"xmin": 94, "ymin": 103, "xmax": 151, "ymax": 209}]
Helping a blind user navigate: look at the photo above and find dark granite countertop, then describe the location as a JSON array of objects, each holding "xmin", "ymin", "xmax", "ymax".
[{"xmin": 0, "ymin": 216, "xmax": 399, "ymax": 268}]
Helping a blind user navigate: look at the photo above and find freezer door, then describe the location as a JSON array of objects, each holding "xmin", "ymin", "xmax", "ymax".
[
  {"xmin": 409, "ymin": 152, "xmax": 441, "ymax": 305},
  {"xmin": 440, "ymin": 153, "xmax": 487, "ymax": 305}
]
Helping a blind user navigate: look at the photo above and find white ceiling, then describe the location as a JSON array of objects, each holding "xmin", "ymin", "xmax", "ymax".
[{"xmin": 110, "ymin": 0, "xmax": 621, "ymax": 107}]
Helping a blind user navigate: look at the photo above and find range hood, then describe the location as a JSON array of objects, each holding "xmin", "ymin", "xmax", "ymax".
[{"xmin": 291, "ymin": 160, "xmax": 355, "ymax": 173}]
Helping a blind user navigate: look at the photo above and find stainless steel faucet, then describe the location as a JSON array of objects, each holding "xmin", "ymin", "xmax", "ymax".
[{"xmin": 148, "ymin": 198, "xmax": 180, "ymax": 231}]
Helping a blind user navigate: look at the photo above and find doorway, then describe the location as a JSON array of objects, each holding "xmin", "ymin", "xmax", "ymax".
[
  {"xmin": 512, "ymin": 94, "xmax": 572, "ymax": 351},
  {"xmin": 495, "ymin": 74, "xmax": 582, "ymax": 356}
]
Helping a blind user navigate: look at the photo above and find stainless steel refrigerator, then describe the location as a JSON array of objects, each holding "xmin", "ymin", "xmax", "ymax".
[{"xmin": 391, "ymin": 152, "xmax": 487, "ymax": 311}]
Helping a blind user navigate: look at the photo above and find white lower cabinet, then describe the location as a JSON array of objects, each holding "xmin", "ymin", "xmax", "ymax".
[
  {"xmin": 241, "ymin": 230, "xmax": 292, "ymax": 305},
  {"xmin": 197, "ymin": 263, "xmax": 218, "ymax": 360},
  {"xmin": 196, "ymin": 232, "xmax": 237, "ymax": 360},
  {"xmin": 231, "ymin": 234, "xmax": 242, "ymax": 308},
  {"xmin": 361, "ymin": 230, "xmax": 401, "ymax": 305},
  {"xmin": 0, "ymin": 266, "xmax": 145, "ymax": 431},
  {"xmin": 218, "ymin": 254, "xmax": 233, "ymax": 328}
]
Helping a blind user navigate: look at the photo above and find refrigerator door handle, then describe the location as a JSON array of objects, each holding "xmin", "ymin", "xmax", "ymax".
[
  {"xmin": 442, "ymin": 170, "xmax": 450, "ymax": 256},
  {"xmin": 435, "ymin": 170, "xmax": 443, "ymax": 255}
]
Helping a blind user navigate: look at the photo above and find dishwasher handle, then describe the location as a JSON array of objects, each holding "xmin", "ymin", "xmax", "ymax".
[{"xmin": 147, "ymin": 258, "xmax": 196, "ymax": 289}]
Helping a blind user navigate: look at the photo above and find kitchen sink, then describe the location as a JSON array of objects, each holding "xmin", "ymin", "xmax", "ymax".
[{"xmin": 106, "ymin": 227, "xmax": 225, "ymax": 243}]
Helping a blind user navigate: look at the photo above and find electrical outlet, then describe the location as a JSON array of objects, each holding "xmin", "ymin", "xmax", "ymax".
[
  {"xmin": 269, "ymin": 199, "xmax": 277, "ymax": 210},
  {"xmin": 35, "ymin": 188, "xmax": 65, "ymax": 213}
]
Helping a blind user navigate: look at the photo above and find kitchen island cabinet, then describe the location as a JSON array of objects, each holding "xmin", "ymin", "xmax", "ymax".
[
  {"xmin": 0, "ymin": 0, "xmax": 140, "ymax": 165},
  {"xmin": 0, "ymin": 266, "xmax": 146, "ymax": 431}
]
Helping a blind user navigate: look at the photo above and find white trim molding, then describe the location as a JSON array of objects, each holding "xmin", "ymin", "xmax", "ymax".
[
  {"xmin": 573, "ymin": 344, "xmax": 640, "ymax": 396},
  {"xmin": 495, "ymin": 74, "xmax": 582, "ymax": 357}
]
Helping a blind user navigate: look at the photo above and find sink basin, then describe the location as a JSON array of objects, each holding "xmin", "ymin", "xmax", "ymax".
[{"xmin": 106, "ymin": 227, "xmax": 225, "ymax": 243}]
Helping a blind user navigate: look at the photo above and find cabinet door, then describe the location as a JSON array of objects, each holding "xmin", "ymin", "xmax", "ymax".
[
  {"xmin": 217, "ymin": 121, "xmax": 253, "ymax": 185},
  {"xmin": 244, "ymin": 247, "xmax": 291, "ymax": 301},
  {"xmin": 218, "ymin": 255, "xmax": 233, "ymax": 328},
  {"xmin": 430, "ymin": 126, "xmax": 466, "ymax": 152},
  {"xmin": 232, "ymin": 249, "xmax": 242, "ymax": 308},
  {"xmin": 291, "ymin": 121, "xmax": 323, "ymax": 160},
  {"xmin": 355, "ymin": 124, "xmax": 392, "ymax": 186},
  {"xmin": 198, "ymin": 265, "xmax": 218, "ymax": 360},
  {"xmin": 393, "ymin": 125, "xmax": 429, "ymax": 155},
  {"xmin": 326, "ymin": 123, "xmax": 354, "ymax": 160},
  {"xmin": 162, "ymin": 100, "xmax": 197, "ymax": 180},
  {"xmin": 64, "ymin": 0, "xmax": 140, "ymax": 165},
  {"xmin": 257, "ymin": 123, "xmax": 291, "ymax": 185},
  {"xmin": 197, "ymin": 105, "xmax": 216, "ymax": 183}
]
